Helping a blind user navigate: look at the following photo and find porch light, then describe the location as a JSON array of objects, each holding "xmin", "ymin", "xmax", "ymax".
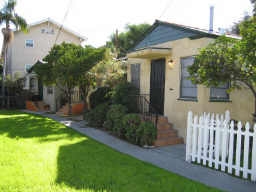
[{"xmin": 168, "ymin": 59, "xmax": 175, "ymax": 69}]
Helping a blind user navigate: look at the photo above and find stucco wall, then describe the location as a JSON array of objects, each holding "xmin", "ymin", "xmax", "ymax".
[
  {"xmin": 10, "ymin": 22, "xmax": 81, "ymax": 78},
  {"xmin": 43, "ymin": 86, "xmax": 56, "ymax": 112},
  {"xmin": 128, "ymin": 37, "xmax": 254, "ymax": 140}
]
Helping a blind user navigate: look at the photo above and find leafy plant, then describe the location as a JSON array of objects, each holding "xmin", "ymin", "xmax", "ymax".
[
  {"xmin": 89, "ymin": 87, "xmax": 112, "ymax": 109},
  {"xmin": 112, "ymin": 82, "xmax": 139, "ymax": 113},
  {"xmin": 34, "ymin": 43, "xmax": 105, "ymax": 115},
  {"xmin": 138, "ymin": 121, "xmax": 157, "ymax": 146},
  {"xmin": 122, "ymin": 114, "xmax": 141, "ymax": 144},
  {"xmin": 84, "ymin": 103, "xmax": 109, "ymax": 128},
  {"xmin": 104, "ymin": 104, "xmax": 127, "ymax": 136}
]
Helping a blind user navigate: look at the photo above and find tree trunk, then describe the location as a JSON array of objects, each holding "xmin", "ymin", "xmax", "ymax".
[
  {"xmin": 1, "ymin": 26, "xmax": 13, "ymax": 108},
  {"xmin": 243, "ymin": 82, "xmax": 256, "ymax": 123},
  {"xmin": 253, "ymin": 96, "xmax": 256, "ymax": 122},
  {"xmin": 1, "ymin": 46, "xmax": 7, "ymax": 108},
  {"xmin": 80, "ymin": 86, "xmax": 89, "ymax": 112},
  {"xmin": 67, "ymin": 89, "xmax": 72, "ymax": 116}
]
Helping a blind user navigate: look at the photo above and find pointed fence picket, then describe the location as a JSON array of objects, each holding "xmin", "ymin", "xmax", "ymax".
[{"xmin": 186, "ymin": 110, "xmax": 256, "ymax": 182}]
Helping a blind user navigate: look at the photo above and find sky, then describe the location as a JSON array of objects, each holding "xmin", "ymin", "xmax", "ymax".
[{"xmin": 0, "ymin": 0, "xmax": 253, "ymax": 47}]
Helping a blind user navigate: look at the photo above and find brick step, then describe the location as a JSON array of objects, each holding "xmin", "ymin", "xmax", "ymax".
[
  {"xmin": 157, "ymin": 123, "xmax": 173, "ymax": 131},
  {"xmin": 26, "ymin": 101, "xmax": 39, "ymax": 111},
  {"xmin": 154, "ymin": 137, "xmax": 184, "ymax": 147},
  {"xmin": 157, "ymin": 129, "xmax": 178, "ymax": 139},
  {"xmin": 36, "ymin": 101, "xmax": 48, "ymax": 111},
  {"xmin": 157, "ymin": 116, "xmax": 168, "ymax": 124}
]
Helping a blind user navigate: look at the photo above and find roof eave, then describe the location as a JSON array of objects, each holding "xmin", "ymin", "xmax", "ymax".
[{"xmin": 14, "ymin": 18, "xmax": 87, "ymax": 41}]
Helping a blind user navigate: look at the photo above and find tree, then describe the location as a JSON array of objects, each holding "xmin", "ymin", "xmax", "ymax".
[
  {"xmin": 188, "ymin": 17, "xmax": 256, "ymax": 121},
  {"xmin": 34, "ymin": 43, "xmax": 105, "ymax": 115},
  {"xmin": 90, "ymin": 48, "xmax": 127, "ymax": 87},
  {"xmin": 0, "ymin": 0, "xmax": 27, "ymax": 107},
  {"xmin": 107, "ymin": 23, "xmax": 151, "ymax": 58}
]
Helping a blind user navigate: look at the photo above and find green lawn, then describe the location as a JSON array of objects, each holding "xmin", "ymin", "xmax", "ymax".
[{"xmin": 0, "ymin": 110, "xmax": 219, "ymax": 192}]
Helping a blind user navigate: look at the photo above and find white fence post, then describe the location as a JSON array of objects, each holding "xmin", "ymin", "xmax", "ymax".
[
  {"xmin": 203, "ymin": 114, "xmax": 209, "ymax": 165},
  {"xmin": 251, "ymin": 124, "xmax": 256, "ymax": 181},
  {"xmin": 221, "ymin": 120, "xmax": 228, "ymax": 171},
  {"xmin": 243, "ymin": 122, "xmax": 250, "ymax": 179},
  {"xmin": 214, "ymin": 114, "xmax": 221, "ymax": 170},
  {"xmin": 186, "ymin": 111, "xmax": 193, "ymax": 162},
  {"xmin": 191, "ymin": 115, "xmax": 198, "ymax": 162},
  {"xmin": 228, "ymin": 121, "xmax": 235, "ymax": 174},
  {"xmin": 208, "ymin": 113, "xmax": 215, "ymax": 168},
  {"xmin": 197, "ymin": 116, "xmax": 204, "ymax": 164},
  {"xmin": 235, "ymin": 122, "xmax": 242, "ymax": 176}
]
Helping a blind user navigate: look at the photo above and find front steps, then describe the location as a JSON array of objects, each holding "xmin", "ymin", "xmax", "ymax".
[
  {"xmin": 26, "ymin": 101, "xmax": 49, "ymax": 112},
  {"xmin": 56, "ymin": 102, "xmax": 84, "ymax": 116},
  {"xmin": 153, "ymin": 116, "xmax": 184, "ymax": 147}
]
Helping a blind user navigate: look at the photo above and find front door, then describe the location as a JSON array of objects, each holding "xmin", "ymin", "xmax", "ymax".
[{"xmin": 150, "ymin": 59, "xmax": 165, "ymax": 115}]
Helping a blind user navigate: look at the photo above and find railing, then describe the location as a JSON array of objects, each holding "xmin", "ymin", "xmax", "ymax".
[
  {"xmin": 0, "ymin": 96, "xmax": 26, "ymax": 109},
  {"xmin": 71, "ymin": 88, "xmax": 82, "ymax": 103},
  {"xmin": 130, "ymin": 94, "xmax": 159, "ymax": 127},
  {"xmin": 186, "ymin": 110, "xmax": 256, "ymax": 181}
]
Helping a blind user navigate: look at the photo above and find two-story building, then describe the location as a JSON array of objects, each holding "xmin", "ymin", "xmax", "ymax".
[{"xmin": 8, "ymin": 18, "xmax": 85, "ymax": 111}]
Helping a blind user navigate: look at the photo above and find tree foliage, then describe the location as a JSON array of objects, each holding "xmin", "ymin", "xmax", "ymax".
[
  {"xmin": 34, "ymin": 42, "xmax": 105, "ymax": 114},
  {"xmin": 90, "ymin": 48, "xmax": 126, "ymax": 87},
  {"xmin": 107, "ymin": 23, "xmax": 151, "ymax": 57},
  {"xmin": 188, "ymin": 17, "xmax": 256, "ymax": 118}
]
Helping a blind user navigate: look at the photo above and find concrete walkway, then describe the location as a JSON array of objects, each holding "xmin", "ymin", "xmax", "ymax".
[{"xmin": 23, "ymin": 110, "xmax": 256, "ymax": 192}]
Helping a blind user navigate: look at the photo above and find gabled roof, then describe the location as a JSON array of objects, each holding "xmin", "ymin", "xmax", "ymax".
[
  {"xmin": 131, "ymin": 19, "xmax": 240, "ymax": 51},
  {"xmin": 15, "ymin": 18, "xmax": 87, "ymax": 41}
]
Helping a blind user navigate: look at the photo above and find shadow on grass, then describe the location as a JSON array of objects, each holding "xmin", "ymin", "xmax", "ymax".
[
  {"xmin": 56, "ymin": 140, "xmax": 220, "ymax": 192},
  {"xmin": 0, "ymin": 110, "xmax": 78, "ymax": 141}
]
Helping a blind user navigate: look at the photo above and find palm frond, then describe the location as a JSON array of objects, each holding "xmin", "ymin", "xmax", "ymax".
[
  {"xmin": 13, "ymin": 14, "xmax": 28, "ymax": 32},
  {"xmin": 6, "ymin": 0, "xmax": 16, "ymax": 11}
]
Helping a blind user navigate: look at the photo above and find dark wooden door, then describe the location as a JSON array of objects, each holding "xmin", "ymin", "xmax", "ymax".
[{"xmin": 150, "ymin": 59, "xmax": 165, "ymax": 115}]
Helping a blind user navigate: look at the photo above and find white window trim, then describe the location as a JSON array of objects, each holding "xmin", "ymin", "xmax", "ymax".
[{"xmin": 25, "ymin": 39, "xmax": 34, "ymax": 48}]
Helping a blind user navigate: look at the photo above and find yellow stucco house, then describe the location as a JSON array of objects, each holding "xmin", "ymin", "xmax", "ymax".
[{"xmin": 127, "ymin": 20, "xmax": 253, "ymax": 140}]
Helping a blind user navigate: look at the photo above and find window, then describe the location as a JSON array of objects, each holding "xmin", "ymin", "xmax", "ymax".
[
  {"xmin": 25, "ymin": 39, "xmax": 34, "ymax": 47},
  {"xmin": 47, "ymin": 86, "xmax": 53, "ymax": 94},
  {"xmin": 210, "ymin": 83, "xmax": 229, "ymax": 101},
  {"xmin": 131, "ymin": 64, "xmax": 140, "ymax": 89},
  {"xmin": 29, "ymin": 77, "xmax": 37, "ymax": 92},
  {"xmin": 180, "ymin": 56, "xmax": 197, "ymax": 99},
  {"xmin": 25, "ymin": 64, "xmax": 33, "ymax": 73}
]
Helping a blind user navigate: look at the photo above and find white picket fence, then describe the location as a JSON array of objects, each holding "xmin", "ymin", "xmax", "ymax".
[{"xmin": 186, "ymin": 110, "xmax": 256, "ymax": 181}]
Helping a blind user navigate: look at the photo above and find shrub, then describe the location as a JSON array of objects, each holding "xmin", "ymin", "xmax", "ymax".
[
  {"xmin": 122, "ymin": 114, "xmax": 141, "ymax": 144},
  {"xmin": 111, "ymin": 82, "xmax": 139, "ymax": 113},
  {"xmin": 138, "ymin": 121, "xmax": 157, "ymax": 146},
  {"xmin": 84, "ymin": 103, "xmax": 109, "ymax": 128},
  {"xmin": 104, "ymin": 104, "xmax": 128, "ymax": 136},
  {"xmin": 89, "ymin": 87, "xmax": 112, "ymax": 109}
]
